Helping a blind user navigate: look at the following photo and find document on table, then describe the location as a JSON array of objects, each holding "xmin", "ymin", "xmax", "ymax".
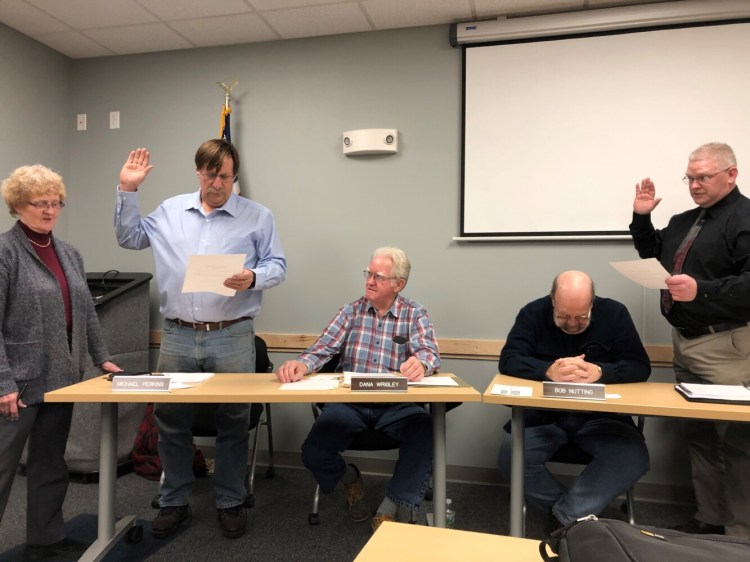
[
  {"xmin": 280, "ymin": 375, "xmax": 340, "ymax": 391},
  {"xmin": 409, "ymin": 377, "xmax": 459, "ymax": 387},
  {"xmin": 491, "ymin": 384, "xmax": 532, "ymax": 397},
  {"xmin": 165, "ymin": 372, "xmax": 215, "ymax": 389},
  {"xmin": 181, "ymin": 254, "xmax": 246, "ymax": 296},
  {"xmin": 609, "ymin": 258, "xmax": 669, "ymax": 289},
  {"xmin": 675, "ymin": 382, "xmax": 750, "ymax": 404}
]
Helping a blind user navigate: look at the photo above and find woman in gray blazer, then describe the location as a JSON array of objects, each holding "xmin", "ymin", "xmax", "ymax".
[{"xmin": 0, "ymin": 165, "xmax": 120, "ymax": 560}]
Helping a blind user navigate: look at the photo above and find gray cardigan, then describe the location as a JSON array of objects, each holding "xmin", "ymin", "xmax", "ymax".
[{"xmin": 0, "ymin": 222, "xmax": 110, "ymax": 404}]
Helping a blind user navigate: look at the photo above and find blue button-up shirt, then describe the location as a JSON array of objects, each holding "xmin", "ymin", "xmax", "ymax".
[{"xmin": 114, "ymin": 188, "xmax": 286, "ymax": 322}]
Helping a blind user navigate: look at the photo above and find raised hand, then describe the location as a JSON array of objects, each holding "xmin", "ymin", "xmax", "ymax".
[
  {"xmin": 633, "ymin": 177, "xmax": 662, "ymax": 215},
  {"xmin": 120, "ymin": 148, "xmax": 154, "ymax": 192}
]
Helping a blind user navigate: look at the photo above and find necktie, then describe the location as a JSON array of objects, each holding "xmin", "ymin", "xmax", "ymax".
[{"xmin": 661, "ymin": 208, "xmax": 706, "ymax": 314}]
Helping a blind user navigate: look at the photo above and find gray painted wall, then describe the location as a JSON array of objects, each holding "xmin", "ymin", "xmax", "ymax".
[
  {"xmin": 0, "ymin": 23, "xmax": 70, "ymax": 238},
  {"xmin": 2, "ymin": 22, "xmax": 692, "ymax": 494}
]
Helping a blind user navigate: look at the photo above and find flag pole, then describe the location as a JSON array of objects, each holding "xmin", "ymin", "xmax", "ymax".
[{"xmin": 217, "ymin": 81, "xmax": 240, "ymax": 194}]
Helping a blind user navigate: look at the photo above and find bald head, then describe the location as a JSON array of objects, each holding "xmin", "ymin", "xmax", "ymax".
[{"xmin": 550, "ymin": 271, "xmax": 595, "ymax": 335}]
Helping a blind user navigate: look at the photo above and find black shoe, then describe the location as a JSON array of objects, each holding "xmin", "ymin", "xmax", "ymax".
[
  {"xmin": 217, "ymin": 505, "xmax": 247, "ymax": 539},
  {"xmin": 24, "ymin": 537, "xmax": 90, "ymax": 560},
  {"xmin": 671, "ymin": 518, "xmax": 725, "ymax": 535},
  {"xmin": 152, "ymin": 505, "xmax": 191, "ymax": 538}
]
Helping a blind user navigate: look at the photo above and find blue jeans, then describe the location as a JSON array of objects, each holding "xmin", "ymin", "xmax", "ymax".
[
  {"xmin": 155, "ymin": 318, "xmax": 256, "ymax": 509},
  {"xmin": 301, "ymin": 403, "xmax": 433, "ymax": 510},
  {"xmin": 498, "ymin": 415, "xmax": 649, "ymax": 524}
]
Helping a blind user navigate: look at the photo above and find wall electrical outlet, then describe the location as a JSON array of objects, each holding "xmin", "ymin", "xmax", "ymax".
[
  {"xmin": 110, "ymin": 111, "xmax": 120, "ymax": 129},
  {"xmin": 77, "ymin": 114, "xmax": 87, "ymax": 131}
]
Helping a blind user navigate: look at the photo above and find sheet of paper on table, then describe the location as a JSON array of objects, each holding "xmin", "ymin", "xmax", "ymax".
[
  {"xmin": 164, "ymin": 372, "xmax": 215, "ymax": 389},
  {"xmin": 491, "ymin": 384, "xmax": 532, "ymax": 397}
]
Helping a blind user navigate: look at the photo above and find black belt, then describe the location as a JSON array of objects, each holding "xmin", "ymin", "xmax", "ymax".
[
  {"xmin": 168, "ymin": 317, "xmax": 252, "ymax": 332},
  {"xmin": 677, "ymin": 322, "xmax": 747, "ymax": 339}
]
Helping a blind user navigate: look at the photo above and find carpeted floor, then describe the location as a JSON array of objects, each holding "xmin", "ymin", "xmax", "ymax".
[{"xmin": 0, "ymin": 465, "xmax": 694, "ymax": 561}]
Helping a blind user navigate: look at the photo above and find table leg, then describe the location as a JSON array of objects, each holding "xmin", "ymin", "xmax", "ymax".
[
  {"xmin": 509, "ymin": 406, "xmax": 525, "ymax": 537},
  {"xmin": 432, "ymin": 402, "xmax": 447, "ymax": 528},
  {"xmin": 79, "ymin": 402, "xmax": 137, "ymax": 562}
]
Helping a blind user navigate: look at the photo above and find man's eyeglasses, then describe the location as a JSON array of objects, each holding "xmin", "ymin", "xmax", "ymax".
[
  {"xmin": 28, "ymin": 201, "xmax": 65, "ymax": 210},
  {"xmin": 553, "ymin": 308, "xmax": 592, "ymax": 323},
  {"xmin": 200, "ymin": 172, "xmax": 237, "ymax": 184},
  {"xmin": 363, "ymin": 269, "xmax": 396, "ymax": 284},
  {"xmin": 682, "ymin": 167, "xmax": 732, "ymax": 185}
]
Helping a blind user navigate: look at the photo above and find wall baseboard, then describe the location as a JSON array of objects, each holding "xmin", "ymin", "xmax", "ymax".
[{"xmin": 151, "ymin": 331, "xmax": 674, "ymax": 367}]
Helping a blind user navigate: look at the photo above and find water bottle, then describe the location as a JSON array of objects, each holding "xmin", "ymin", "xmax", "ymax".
[{"xmin": 445, "ymin": 498, "xmax": 456, "ymax": 528}]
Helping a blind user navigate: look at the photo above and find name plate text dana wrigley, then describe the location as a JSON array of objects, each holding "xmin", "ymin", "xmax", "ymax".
[
  {"xmin": 351, "ymin": 375, "xmax": 408, "ymax": 392},
  {"xmin": 543, "ymin": 381, "xmax": 605, "ymax": 401},
  {"xmin": 112, "ymin": 375, "xmax": 171, "ymax": 392}
]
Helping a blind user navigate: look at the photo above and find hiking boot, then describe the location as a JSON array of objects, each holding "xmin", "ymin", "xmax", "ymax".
[
  {"xmin": 152, "ymin": 505, "xmax": 191, "ymax": 538},
  {"xmin": 217, "ymin": 505, "xmax": 247, "ymax": 539},
  {"xmin": 344, "ymin": 464, "xmax": 370, "ymax": 523},
  {"xmin": 371, "ymin": 513, "xmax": 394, "ymax": 533}
]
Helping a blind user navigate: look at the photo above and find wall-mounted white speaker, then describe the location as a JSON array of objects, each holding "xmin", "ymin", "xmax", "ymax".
[{"xmin": 342, "ymin": 129, "xmax": 398, "ymax": 156}]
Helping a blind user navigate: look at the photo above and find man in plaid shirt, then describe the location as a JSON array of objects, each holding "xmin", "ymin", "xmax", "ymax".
[{"xmin": 277, "ymin": 246, "xmax": 440, "ymax": 532}]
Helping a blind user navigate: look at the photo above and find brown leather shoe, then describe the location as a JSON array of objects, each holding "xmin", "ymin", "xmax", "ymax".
[
  {"xmin": 371, "ymin": 513, "xmax": 394, "ymax": 533},
  {"xmin": 344, "ymin": 464, "xmax": 370, "ymax": 522},
  {"xmin": 671, "ymin": 518, "xmax": 725, "ymax": 535},
  {"xmin": 217, "ymin": 505, "xmax": 247, "ymax": 539},
  {"xmin": 152, "ymin": 505, "xmax": 191, "ymax": 538}
]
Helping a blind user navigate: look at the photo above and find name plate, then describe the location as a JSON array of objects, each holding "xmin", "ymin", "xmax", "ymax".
[
  {"xmin": 112, "ymin": 375, "xmax": 171, "ymax": 392},
  {"xmin": 351, "ymin": 376, "xmax": 408, "ymax": 392},
  {"xmin": 543, "ymin": 381, "xmax": 605, "ymax": 401}
]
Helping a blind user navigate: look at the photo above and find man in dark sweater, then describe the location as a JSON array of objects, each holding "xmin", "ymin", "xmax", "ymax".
[{"xmin": 497, "ymin": 270, "xmax": 650, "ymax": 530}]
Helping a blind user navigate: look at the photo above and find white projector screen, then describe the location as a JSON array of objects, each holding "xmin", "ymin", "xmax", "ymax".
[{"xmin": 461, "ymin": 22, "xmax": 750, "ymax": 240}]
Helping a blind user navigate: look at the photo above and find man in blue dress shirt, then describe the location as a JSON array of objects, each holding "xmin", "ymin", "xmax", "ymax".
[{"xmin": 114, "ymin": 140, "xmax": 286, "ymax": 539}]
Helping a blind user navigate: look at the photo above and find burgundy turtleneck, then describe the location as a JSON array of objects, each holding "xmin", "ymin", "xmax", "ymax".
[{"xmin": 19, "ymin": 221, "xmax": 72, "ymax": 330}]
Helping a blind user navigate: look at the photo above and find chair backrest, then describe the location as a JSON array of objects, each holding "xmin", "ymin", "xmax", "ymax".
[{"xmin": 255, "ymin": 335, "xmax": 273, "ymax": 373}]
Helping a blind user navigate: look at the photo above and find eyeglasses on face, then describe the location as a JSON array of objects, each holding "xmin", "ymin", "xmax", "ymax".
[
  {"xmin": 27, "ymin": 200, "xmax": 65, "ymax": 210},
  {"xmin": 553, "ymin": 307, "xmax": 592, "ymax": 323},
  {"xmin": 682, "ymin": 167, "xmax": 732, "ymax": 185},
  {"xmin": 363, "ymin": 269, "xmax": 396, "ymax": 284},
  {"xmin": 200, "ymin": 171, "xmax": 237, "ymax": 184}
]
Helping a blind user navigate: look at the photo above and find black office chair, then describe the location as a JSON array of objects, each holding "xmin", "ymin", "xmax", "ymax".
[
  {"xmin": 521, "ymin": 416, "xmax": 644, "ymax": 536},
  {"xmin": 151, "ymin": 335, "xmax": 274, "ymax": 509},
  {"xmin": 307, "ymin": 354, "xmax": 421, "ymax": 525}
]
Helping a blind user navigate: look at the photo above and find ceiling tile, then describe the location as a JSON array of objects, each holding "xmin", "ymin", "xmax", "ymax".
[
  {"xmin": 363, "ymin": 0, "xmax": 474, "ymax": 29},
  {"xmin": 137, "ymin": 0, "xmax": 255, "ymax": 20},
  {"xmin": 84, "ymin": 22, "xmax": 194, "ymax": 55},
  {"xmin": 248, "ymin": 0, "xmax": 351, "ymax": 9},
  {"xmin": 475, "ymin": 0, "xmax": 583, "ymax": 18},
  {"xmin": 263, "ymin": 3, "xmax": 371, "ymax": 38},
  {"xmin": 170, "ymin": 13, "xmax": 279, "ymax": 47},
  {"xmin": 0, "ymin": 0, "xmax": 70, "ymax": 34},
  {"xmin": 32, "ymin": 30, "xmax": 115, "ymax": 59},
  {"xmin": 27, "ymin": 0, "xmax": 158, "ymax": 29}
]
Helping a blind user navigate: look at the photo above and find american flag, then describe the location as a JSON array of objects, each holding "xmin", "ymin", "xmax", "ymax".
[{"xmin": 219, "ymin": 95, "xmax": 241, "ymax": 195}]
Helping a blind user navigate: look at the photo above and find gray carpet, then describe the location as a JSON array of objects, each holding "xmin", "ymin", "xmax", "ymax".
[{"xmin": 0, "ymin": 465, "xmax": 694, "ymax": 561}]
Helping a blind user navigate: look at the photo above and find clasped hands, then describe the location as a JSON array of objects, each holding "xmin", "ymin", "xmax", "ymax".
[{"xmin": 546, "ymin": 355, "xmax": 602, "ymax": 383}]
